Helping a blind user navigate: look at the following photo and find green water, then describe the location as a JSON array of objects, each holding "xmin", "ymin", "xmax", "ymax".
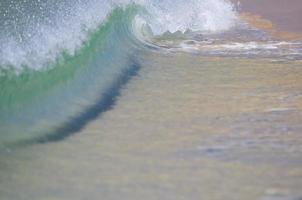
[{"xmin": 0, "ymin": 6, "xmax": 144, "ymax": 146}]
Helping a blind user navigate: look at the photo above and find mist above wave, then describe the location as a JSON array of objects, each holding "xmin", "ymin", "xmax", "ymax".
[{"xmin": 0, "ymin": 0, "xmax": 237, "ymax": 71}]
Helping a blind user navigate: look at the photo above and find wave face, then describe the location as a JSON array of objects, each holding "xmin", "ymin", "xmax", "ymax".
[{"xmin": 0, "ymin": 5, "xmax": 142, "ymax": 146}]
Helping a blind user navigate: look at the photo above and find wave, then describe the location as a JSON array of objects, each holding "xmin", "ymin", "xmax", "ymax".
[
  {"xmin": 0, "ymin": 0, "xmax": 239, "ymax": 146},
  {"xmin": 0, "ymin": 6, "xmax": 144, "ymax": 146},
  {"xmin": 1, "ymin": 0, "xmax": 300, "ymax": 147}
]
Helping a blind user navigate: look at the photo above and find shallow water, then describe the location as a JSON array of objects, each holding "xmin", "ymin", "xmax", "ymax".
[{"xmin": 1, "ymin": 53, "xmax": 302, "ymax": 200}]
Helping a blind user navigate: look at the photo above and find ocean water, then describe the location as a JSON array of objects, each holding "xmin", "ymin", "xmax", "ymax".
[{"xmin": 0, "ymin": 0, "xmax": 302, "ymax": 199}]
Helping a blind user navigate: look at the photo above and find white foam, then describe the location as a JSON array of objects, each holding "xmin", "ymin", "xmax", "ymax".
[
  {"xmin": 142, "ymin": 0, "xmax": 237, "ymax": 35},
  {"xmin": 0, "ymin": 0, "xmax": 238, "ymax": 71},
  {"xmin": 176, "ymin": 40, "xmax": 302, "ymax": 59}
]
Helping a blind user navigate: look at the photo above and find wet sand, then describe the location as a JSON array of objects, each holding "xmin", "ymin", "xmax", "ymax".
[
  {"xmin": 232, "ymin": 0, "xmax": 302, "ymax": 40},
  {"xmin": 1, "ymin": 53, "xmax": 302, "ymax": 199},
  {"xmin": 233, "ymin": 0, "xmax": 302, "ymax": 32}
]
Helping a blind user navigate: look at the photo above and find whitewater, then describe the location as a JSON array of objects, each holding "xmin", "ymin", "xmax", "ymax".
[{"xmin": 0, "ymin": 0, "xmax": 237, "ymax": 71}]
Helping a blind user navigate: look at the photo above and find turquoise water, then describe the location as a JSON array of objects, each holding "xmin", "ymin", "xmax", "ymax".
[{"xmin": 0, "ymin": 6, "xmax": 145, "ymax": 146}]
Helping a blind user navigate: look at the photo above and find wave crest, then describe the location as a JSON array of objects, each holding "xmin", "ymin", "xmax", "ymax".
[{"xmin": 0, "ymin": 0, "xmax": 237, "ymax": 72}]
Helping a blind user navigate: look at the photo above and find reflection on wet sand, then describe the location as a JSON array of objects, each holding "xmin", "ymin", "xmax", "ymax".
[
  {"xmin": 1, "ymin": 53, "xmax": 302, "ymax": 200},
  {"xmin": 240, "ymin": 12, "xmax": 302, "ymax": 41},
  {"xmin": 232, "ymin": 0, "xmax": 302, "ymax": 33}
]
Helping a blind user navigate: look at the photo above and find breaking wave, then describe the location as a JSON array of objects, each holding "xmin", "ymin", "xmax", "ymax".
[
  {"xmin": 1, "ymin": 0, "xmax": 301, "ymax": 146},
  {"xmin": 0, "ymin": 0, "xmax": 239, "ymax": 146}
]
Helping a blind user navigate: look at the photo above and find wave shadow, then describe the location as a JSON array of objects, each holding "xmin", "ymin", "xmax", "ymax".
[{"xmin": 33, "ymin": 59, "xmax": 141, "ymax": 144}]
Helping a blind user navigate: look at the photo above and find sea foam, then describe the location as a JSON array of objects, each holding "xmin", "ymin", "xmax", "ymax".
[{"xmin": 0, "ymin": 0, "xmax": 237, "ymax": 71}]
